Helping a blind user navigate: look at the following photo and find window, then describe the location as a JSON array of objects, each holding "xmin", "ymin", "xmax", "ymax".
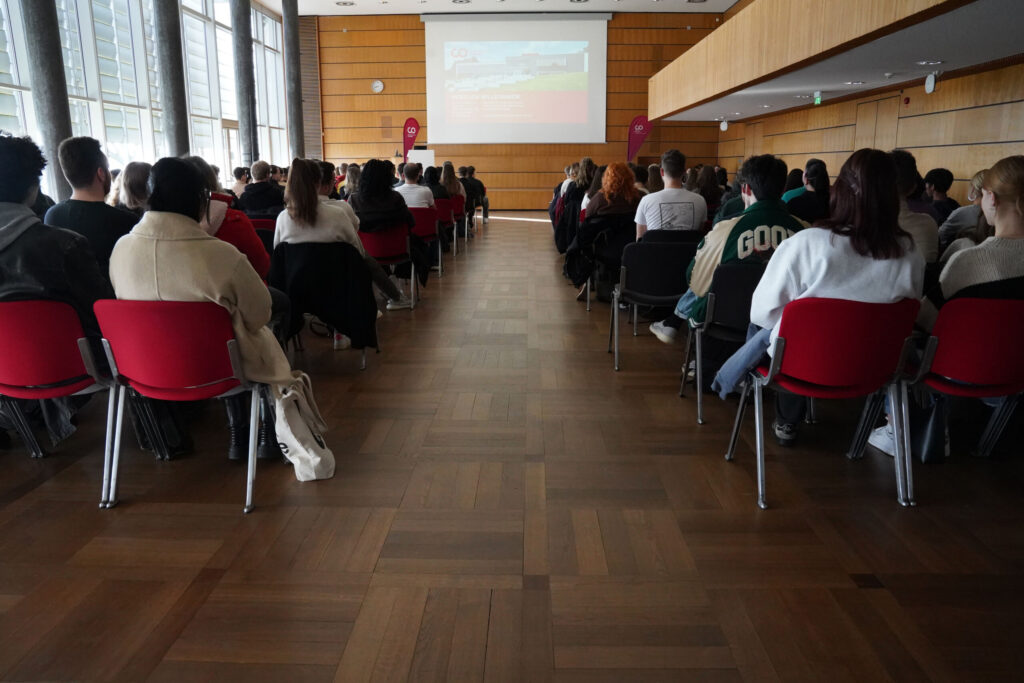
[
  {"xmin": 141, "ymin": 0, "xmax": 160, "ymax": 108},
  {"xmin": 92, "ymin": 0, "xmax": 138, "ymax": 105},
  {"xmin": 103, "ymin": 104, "xmax": 142, "ymax": 168},
  {"xmin": 55, "ymin": 0, "xmax": 88, "ymax": 97},
  {"xmin": 216, "ymin": 27, "xmax": 236, "ymax": 121},
  {"xmin": 182, "ymin": 14, "xmax": 212, "ymax": 117},
  {"xmin": 0, "ymin": 87, "xmax": 23, "ymax": 134},
  {"xmin": 0, "ymin": 2, "xmax": 18, "ymax": 86}
]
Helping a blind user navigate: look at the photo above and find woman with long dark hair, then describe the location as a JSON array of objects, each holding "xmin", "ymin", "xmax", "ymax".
[
  {"xmin": 786, "ymin": 159, "xmax": 830, "ymax": 223},
  {"xmin": 713, "ymin": 149, "xmax": 925, "ymax": 446}
]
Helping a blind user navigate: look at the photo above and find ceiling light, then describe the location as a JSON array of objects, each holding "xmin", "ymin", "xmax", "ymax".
[
  {"xmin": 760, "ymin": 104, "xmax": 771, "ymax": 108},
  {"xmin": 335, "ymin": 1, "xmax": 354, "ymax": 4},
  {"xmin": 732, "ymin": 112, "xmax": 742, "ymax": 116},
  {"xmin": 570, "ymin": 0, "xmax": 589, "ymax": 3},
  {"xmin": 916, "ymin": 60, "xmax": 944, "ymax": 66},
  {"xmin": 793, "ymin": 94, "xmax": 812, "ymax": 99},
  {"xmin": 452, "ymin": 0, "xmax": 469, "ymax": 3},
  {"xmin": 844, "ymin": 81, "xmax": 865, "ymax": 85},
  {"xmin": 688, "ymin": 0, "xmax": 707, "ymax": 3}
]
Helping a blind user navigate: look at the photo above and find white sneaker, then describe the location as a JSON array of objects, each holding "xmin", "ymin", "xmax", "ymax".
[
  {"xmin": 386, "ymin": 297, "xmax": 412, "ymax": 311},
  {"xmin": 333, "ymin": 333, "xmax": 351, "ymax": 350},
  {"xmin": 650, "ymin": 321, "xmax": 678, "ymax": 344},
  {"xmin": 868, "ymin": 423, "xmax": 896, "ymax": 457}
]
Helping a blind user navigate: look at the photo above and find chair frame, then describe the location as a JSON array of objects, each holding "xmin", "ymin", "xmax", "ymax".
[
  {"xmin": 410, "ymin": 206, "xmax": 443, "ymax": 279},
  {"xmin": 359, "ymin": 226, "xmax": 418, "ymax": 310},
  {"xmin": 723, "ymin": 301, "xmax": 919, "ymax": 510},
  {"xmin": 97, "ymin": 310, "xmax": 261, "ymax": 514}
]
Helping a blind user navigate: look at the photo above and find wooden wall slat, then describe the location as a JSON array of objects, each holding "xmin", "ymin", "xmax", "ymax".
[
  {"xmin": 299, "ymin": 16, "xmax": 324, "ymax": 160},
  {"xmin": 717, "ymin": 63, "xmax": 1024, "ymax": 203},
  {"xmin": 319, "ymin": 12, "xmax": 721, "ymax": 210}
]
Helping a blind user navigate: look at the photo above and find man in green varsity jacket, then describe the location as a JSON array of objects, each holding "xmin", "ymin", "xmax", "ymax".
[{"xmin": 650, "ymin": 154, "xmax": 807, "ymax": 344}]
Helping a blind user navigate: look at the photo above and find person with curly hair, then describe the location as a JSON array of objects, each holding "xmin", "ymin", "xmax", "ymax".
[{"xmin": 587, "ymin": 162, "xmax": 641, "ymax": 217}]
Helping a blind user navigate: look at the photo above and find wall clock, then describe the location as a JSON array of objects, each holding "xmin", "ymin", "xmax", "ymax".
[{"xmin": 371, "ymin": 79, "xmax": 385, "ymax": 94}]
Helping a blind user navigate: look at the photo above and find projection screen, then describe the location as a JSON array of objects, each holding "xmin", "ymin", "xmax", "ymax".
[{"xmin": 423, "ymin": 14, "xmax": 609, "ymax": 145}]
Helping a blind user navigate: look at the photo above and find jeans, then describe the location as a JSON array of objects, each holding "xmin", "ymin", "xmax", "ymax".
[
  {"xmin": 674, "ymin": 289, "xmax": 698, "ymax": 320},
  {"xmin": 712, "ymin": 324, "xmax": 771, "ymax": 399}
]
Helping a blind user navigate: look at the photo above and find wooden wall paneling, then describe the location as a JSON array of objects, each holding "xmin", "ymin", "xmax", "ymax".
[
  {"xmin": 873, "ymin": 97, "xmax": 900, "ymax": 151},
  {"xmin": 895, "ymin": 101, "xmax": 1024, "ymax": 148},
  {"xmin": 898, "ymin": 63, "xmax": 1024, "ymax": 117},
  {"xmin": 760, "ymin": 126, "xmax": 855, "ymax": 156},
  {"xmin": 743, "ymin": 123, "xmax": 763, "ymax": 159},
  {"xmin": 854, "ymin": 101, "xmax": 879, "ymax": 150},
  {"xmin": 320, "ymin": 13, "xmax": 722, "ymax": 209},
  {"xmin": 899, "ymin": 142, "xmax": 1024, "ymax": 185}
]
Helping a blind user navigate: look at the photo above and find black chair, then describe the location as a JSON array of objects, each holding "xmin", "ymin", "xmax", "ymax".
[
  {"xmin": 607, "ymin": 241, "xmax": 697, "ymax": 370},
  {"xmin": 255, "ymin": 229, "xmax": 274, "ymax": 257},
  {"xmin": 641, "ymin": 230, "xmax": 704, "ymax": 244},
  {"xmin": 569, "ymin": 213, "xmax": 636, "ymax": 311},
  {"xmin": 679, "ymin": 261, "xmax": 767, "ymax": 424}
]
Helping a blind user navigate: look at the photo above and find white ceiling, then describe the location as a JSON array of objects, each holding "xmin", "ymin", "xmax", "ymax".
[
  {"xmin": 260, "ymin": 0, "xmax": 739, "ymax": 16},
  {"xmin": 666, "ymin": 0, "xmax": 1022, "ymax": 122}
]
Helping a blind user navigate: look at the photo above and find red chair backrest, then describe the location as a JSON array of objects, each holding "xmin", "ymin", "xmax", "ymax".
[
  {"xmin": 929, "ymin": 298, "xmax": 1024, "ymax": 389},
  {"xmin": 94, "ymin": 300, "xmax": 241, "ymax": 397},
  {"xmin": 250, "ymin": 218, "xmax": 276, "ymax": 231},
  {"xmin": 359, "ymin": 225, "xmax": 410, "ymax": 264},
  {"xmin": 0, "ymin": 300, "xmax": 93, "ymax": 398},
  {"xmin": 409, "ymin": 206, "xmax": 438, "ymax": 240},
  {"xmin": 450, "ymin": 194, "xmax": 466, "ymax": 219},
  {"xmin": 435, "ymin": 198, "xmax": 454, "ymax": 225},
  {"xmin": 775, "ymin": 298, "xmax": 920, "ymax": 390}
]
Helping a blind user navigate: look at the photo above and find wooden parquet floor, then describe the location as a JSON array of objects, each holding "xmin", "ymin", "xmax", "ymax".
[{"xmin": 2, "ymin": 214, "xmax": 1024, "ymax": 682}]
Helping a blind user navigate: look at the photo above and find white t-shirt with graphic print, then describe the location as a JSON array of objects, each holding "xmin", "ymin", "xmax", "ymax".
[{"xmin": 634, "ymin": 187, "xmax": 708, "ymax": 232}]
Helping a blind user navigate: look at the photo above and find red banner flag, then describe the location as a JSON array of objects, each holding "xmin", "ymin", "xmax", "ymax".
[
  {"xmin": 626, "ymin": 115, "xmax": 652, "ymax": 162},
  {"xmin": 403, "ymin": 118, "xmax": 420, "ymax": 162}
]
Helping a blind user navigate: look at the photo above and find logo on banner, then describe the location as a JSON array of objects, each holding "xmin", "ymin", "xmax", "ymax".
[
  {"xmin": 402, "ymin": 117, "xmax": 420, "ymax": 162},
  {"xmin": 626, "ymin": 114, "xmax": 652, "ymax": 162}
]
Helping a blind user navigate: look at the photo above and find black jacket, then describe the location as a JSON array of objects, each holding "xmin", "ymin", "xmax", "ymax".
[
  {"xmin": 237, "ymin": 181, "xmax": 285, "ymax": 217},
  {"xmin": 0, "ymin": 203, "xmax": 112, "ymax": 341},
  {"xmin": 268, "ymin": 241, "xmax": 379, "ymax": 349}
]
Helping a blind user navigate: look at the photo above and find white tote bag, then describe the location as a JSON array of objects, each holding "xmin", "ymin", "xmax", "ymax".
[{"xmin": 273, "ymin": 373, "xmax": 335, "ymax": 481}]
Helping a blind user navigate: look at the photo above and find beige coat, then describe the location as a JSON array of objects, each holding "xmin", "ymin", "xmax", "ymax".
[{"xmin": 109, "ymin": 210, "xmax": 294, "ymax": 386}]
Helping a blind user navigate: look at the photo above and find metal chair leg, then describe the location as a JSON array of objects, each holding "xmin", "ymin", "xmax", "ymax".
[
  {"xmin": 99, "ymin": 388, "xmax": 117, "ymax": 507},
  {"xmin": 361, "ymin": 348, "xmax": 367, "ymax": 371},
  {"xmin": 1, "ymin": 397, "xmax": 45, "ymax": 458},
  {"xmin": 244, "ymin": 386, "xmax": 259, "ymax": 514},
  {"xmin": 899, "ymin": 381, "xmax": 915, "ymax": 506},
  {"xmin": 613, "ymin": 294, "xmax": 621, "ymax": 371},
  {"xmin": 726, "ymin": 380, "xmax": 751, "ymax": 461},
  {"xmin": 847, "ymin": 391, "xmax": 885, "ymax": 460},
  {"xmin": 696, "ymin": 329, "xmax": 705, "ymax": 425},
  {"xmin": 410, "ymin": 264, "xmax": 417, "ymax": 310},
  {"xmin": 585, "ymin": 278, "xmax": 591, "ymax": 312},
  {"xmin": 438, "ymin": 240, "xmax": 443, "ymax": 278},
  {"xmin": 105, "ymin": 385, "xmax": 128, "ymax": 509},
  {"xmin": 607, "ymin": 296, "xmax": 614, "ymax": 353},
  {"xmin": 679, "ymin": 327, "xmax": 694, "ymax": 397},
  {"xmin": 632, "ymin": 304, "xmax": 638, "ymax": 336},
  {"xmin": 753, "ymin": 379, "xmax": 768, "ymax": 509},
  {"xmin": 805, "ymin": 397, "xmax": 817, "ymax": 424},
  {"xmin": 977, "ymin": 395, "xmax": 1018, "ymax": 458},
  {"xmin": 887, "ymin": 383, "xmax": 909, "ymax": 506}
]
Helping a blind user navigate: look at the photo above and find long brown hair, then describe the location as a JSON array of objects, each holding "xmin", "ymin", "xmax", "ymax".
[
  {"xmin": 285, "ymin": 158, "xmax": 320, "ymax": 226},
  {"xmin": 818, "ymin": 148, "xmax": 908, "ymax": 259},
  {"xmin": 696, "ymin": 166, "xmax": 721, "ymax": 207}
]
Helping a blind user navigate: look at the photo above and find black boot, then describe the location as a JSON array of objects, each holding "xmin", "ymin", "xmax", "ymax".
[
  {"xmin": 257, "ymin": 390, "xmax": 283, "ymax": 461},
  {"xmin": 223, "ymin": 394, "xmax": 249, "ymax": 461}
]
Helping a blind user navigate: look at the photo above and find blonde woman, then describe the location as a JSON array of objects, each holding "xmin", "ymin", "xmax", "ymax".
[
  {"xmin": 440, "ymin": 161, "xmax": 466, "ymax": 200},
  {"xmin": 938, "ymin": 169, "xmax": 987, "ymax": 253},
  {"xmin": 107, "ymin": 161, "xmax": 151, "ymax": 218}
]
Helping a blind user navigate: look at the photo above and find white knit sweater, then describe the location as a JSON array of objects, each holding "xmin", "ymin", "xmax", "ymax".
[{"xmin": 940, "ymin": 236, "xmax": 1024, "ymax": 299}]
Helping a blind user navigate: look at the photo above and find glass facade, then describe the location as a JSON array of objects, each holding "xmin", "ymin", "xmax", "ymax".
[{"xmin": 0, "ymin": 0, "xmax": 287, "ymax": 192}]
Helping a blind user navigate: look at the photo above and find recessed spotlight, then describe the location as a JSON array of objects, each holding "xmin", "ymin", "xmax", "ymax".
[
  {"xmin": 793, "ymin": 94, "xmax": 812, "ymax": 99},
  {"xmin": 760, "ymin": 104, "xmax": 771, "ymax": 108},
  {"xmin": 452, "ymin": 0, "xmax": 469, "ymax": 3},
  {"xmin": 844, "ymin": 81, "xmax": 865, "ymax": 85},
  {"xmin": 916, "ymin": 60, "xmax": 944, "ymax": 66},
  {"xmin": 732, "ymin": 112, "xmax": 742, "ymax": 116},
  {"xmin": 335, "ymin": 1, "xmax": 354, "ymax": 5},
  {"xmin": 570, "ymin": 0, "xmax": 589, "ymax": 3}
]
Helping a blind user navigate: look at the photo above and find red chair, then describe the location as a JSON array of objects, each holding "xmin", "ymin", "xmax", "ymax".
[
  {"xmin": 450, "ymin": 194, "xmax": 467, "ymax": 253},
  {"xmin": 359, "ymin": 224, "xmax": 417, "ymax": 309},
  {"xmin": 912, "ymin": 298, "xmax": 1024, "ymax": 458},
  {"xmin": 0, "ymin": 301, "xmax": 110, "ymax": 460},
  {"xmin": 435, "ymin": 197, "xmax": 455, "ymax": 258},
  {"xmin": 250, "ymin": 218, "xmax": 276, "ymax": 232},
  {"xmin": 94, "ymin": 300, "xmax": 262, "ymax": 513},
  {"xmin": 725, "ymin": 298, "xmax": 920, "ymax": 509},
  {"xmin": 409, "ymin": 206, "xmax": 443, "ymax": 278}
]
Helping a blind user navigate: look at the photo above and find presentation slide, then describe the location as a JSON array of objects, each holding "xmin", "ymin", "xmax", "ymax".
[{"xmin": 424, "ymin": 15, "xmax": 608, "ymax": 145}]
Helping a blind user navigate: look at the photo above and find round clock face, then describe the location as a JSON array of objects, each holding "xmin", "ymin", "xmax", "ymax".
[{"xmin": 371, "ymin": 79, "xmax": 385, "ymax": 94}]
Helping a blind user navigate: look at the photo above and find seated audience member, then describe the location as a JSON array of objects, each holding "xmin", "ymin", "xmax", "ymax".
[
  {"xmin": 182, "ymin": 156, "xmax": 270, "ymax": 283},
  {"xmin": 716, "ymin": 166, "xmax": 729, "ymax": 192},
  {"xmin": 0, "ymin": 134, "xmax": 113, "ymax": 447},
  {"xmin": 396, "ymin": 162, "xmax": 435, "ymax": 208},
  {"xmin": 236, "ymin": 160, "xmax": 285, "ymax": 217},
  {"xmin": 423, "ymin": 166, "xmax": 449, "ymax": 201},
  {"xmin": 45, "ymin": 136, "xmax": 139, "ymax": 281},
  {"xmin": 581, "ymin": 165, "xmax": 606, "ymax": 213},
  {"xmin": 781, "ymin": 158, "xmax": 823, "ymax": 203},
  {"xmin": 684, "ymin": 167, "xmax": 699, "ymax": 192},
  {"xmin": 645, "ymin": 164, "xmax": 662, "ymax": 193},
  {"xmin": 349, "ymin": 159, "xmax": 415, "ymax": 232},
  {"xmin": 109, "ymin": 158, "xmax": 324, "ymax": 460},
  {"xmin": 441, "ymin": 161, "xmax": 466, "ymax": 202},
  {"xmin": 785, "ymin": 159, "xmax": 830, "ymax": 224},
  {"xmin": 892, "ymin": 150, "xmax": 940, "ymax": 262},
  {"xmin": 231, "ymin": 166, "xmax": 250, "ymax": 198},
  {"xmin": 783, "ymin": 168, "xmax": 804, "ymax": 194},
  {"xmin": 317, "ymin": 161, "xmax": 341, "ymax": 200},
  {"xmin": 939, "ymin": 169, "xmax": 988, "ymax": 255},
  {"xmin": 891, "ymin": 149, "xmax": 944, "ymax": 223},
  {"xmin": 712, "ymin": 149, "xmax": 925, "ymax": 447},
  {"xmin": 871, "ymin": 155, "xmax": 1024, "ymax": 457},
  {"xmin": 695, "ymin": 165, "xmax": 723, "ymax": 227},
  {"xmin": 714, "ymin": 175, "xmax": 746, "ymax": 225},
  {"xmin": 276, "ymin": 158, "xmax": 410, "ymax": 312},
  {"xmin": 108, "ymin": 161, "xmax": 151, "ymax": 218},
  {"xmin": 634, "ymin": 149, "xmax": 708, "ymax": 239},
  {"xmin": 924, "ymin": 167, "xmax": 960, "ymax": 223},
  {"xmin": 269, "ymin": 165, "xmax": 283, "ymax": 186},
  {"xmin": 468, "ymin": 166, "xmax": 488, "ymax": 224},
  {"xmin": 394, "ymin": 162, "xmax": 406, "ymax": 187},
  {"xmin": 649, "ymin": 154, "xmax": 805, "ymax": 344},
  {"xmin": 587, "ymin": 162, "xmax": 641, "ymax": 218},
  {"xmin": 554, "ymin": 157, "xmax": 596, "ymax": 253},
  {"xmin": 341, "ymin": 163, "xmax": 360, "ymax": 200},
  {"xmin": 561, "ymin": 162, "xmax": 579, "ymax": 196},
  {"xmin": 335, "ymin": 162, "xmax": 348, "ymax": 196}
]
